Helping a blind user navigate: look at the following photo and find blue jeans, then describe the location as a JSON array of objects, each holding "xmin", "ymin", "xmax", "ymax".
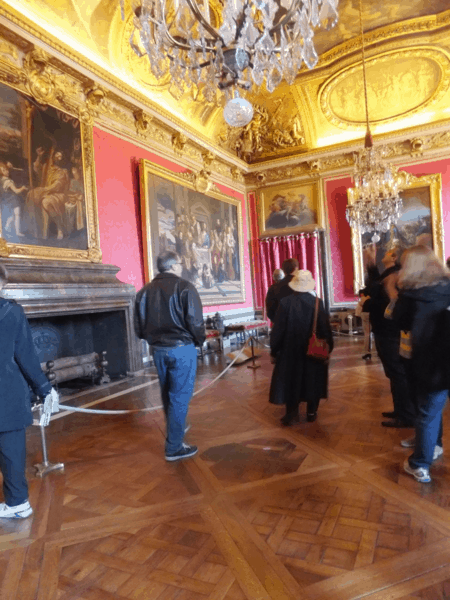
[
  {"xmin": 152, "ymin": 344, "xmax": 197, "ymax": 455},
  {"xmin": 0, "ymin": 428, "xmax": 28, "ymax": 506},
  {"xmin": 409, "ymin": 389, "xmax": 447, "ymax": 470}
]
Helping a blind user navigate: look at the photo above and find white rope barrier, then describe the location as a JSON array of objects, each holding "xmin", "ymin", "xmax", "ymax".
[{"xmin": 57, "ymin": 338, "xmax": 254, "ymax": 416}]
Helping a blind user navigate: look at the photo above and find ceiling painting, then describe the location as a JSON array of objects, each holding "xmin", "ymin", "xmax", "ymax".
[{"xmin": 321, "ymin": 49, "xmax": 450, "ymax": 128}]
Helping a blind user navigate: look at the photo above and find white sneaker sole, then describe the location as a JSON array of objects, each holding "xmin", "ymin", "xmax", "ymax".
[
  {"xmin": 403, "ymin": 460, "xmax": 431, "ymax": 483},
  {"xmin": 0, "ymin": 506, "xmax": 33, "ymax": 519}
]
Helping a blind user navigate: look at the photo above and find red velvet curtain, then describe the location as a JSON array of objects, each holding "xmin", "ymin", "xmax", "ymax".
[{"xmin": 258, "ymin": 232, "xmax": 323, "ymax": 319}]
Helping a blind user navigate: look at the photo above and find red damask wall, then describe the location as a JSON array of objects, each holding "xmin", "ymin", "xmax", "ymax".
[
  {"xmin": 325, "ymin": 158, "xmax": 450, "ymax": 306},
  {"xmin": 93, "ymin": 127, "xmax": 253, "ymax": 312}
]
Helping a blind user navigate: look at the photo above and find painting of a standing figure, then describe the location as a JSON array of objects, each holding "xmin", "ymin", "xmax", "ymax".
[{"xmin": 0, "ymin": 81, "xmax": 87, "ymax": 249}]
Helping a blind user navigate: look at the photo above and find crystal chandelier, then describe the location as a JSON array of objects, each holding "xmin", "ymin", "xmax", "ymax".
[
  {"xmin": 345, "ymin": 0, "xmax": 404, "ymax": 244},
  {"xmin": 121, "ymin": 0, "xmax": 339, "ymax": 126}
]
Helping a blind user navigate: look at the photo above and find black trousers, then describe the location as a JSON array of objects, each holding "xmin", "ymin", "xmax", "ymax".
[
  {"xmin": 0, "ymin": 428, "xmax": 28, "ymax": 506},
  {"xmin": 374, "ymin": 334, "xmax": 416, "ymax": 423}
]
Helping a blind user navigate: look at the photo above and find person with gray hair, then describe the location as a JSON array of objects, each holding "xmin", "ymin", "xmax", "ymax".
[
  {"xmin": 272, "ymin": 269, "xmax": 284, "ymax": 283},
  {"xmin": 135, "ymin": 251, "xmax": 206, "ymax": 462},
  {"xmin": 0, "ymin": 263, "xmax": 56, "ymax": 518}
]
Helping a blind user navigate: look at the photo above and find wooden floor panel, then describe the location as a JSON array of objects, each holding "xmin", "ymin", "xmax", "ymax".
[{"xmin": 1, "ymin": 336, "xmax": 450, "ymax": 599}]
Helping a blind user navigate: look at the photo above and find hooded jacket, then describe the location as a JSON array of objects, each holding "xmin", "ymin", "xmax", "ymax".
[
  {"xmin": 134, "ymin": 272, "xmax": 206, "ymax": 348},
  {"xmin": 392, "ymin": 279, "xmax": 450, "ymax": 392},
  {"xmin": 0, "ymin": 298, "xmax": 52, "ymax": 432}
]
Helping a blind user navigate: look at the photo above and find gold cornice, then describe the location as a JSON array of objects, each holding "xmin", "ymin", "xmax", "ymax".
[{"xmin": 244, "ymin": 122, "xmax": 450, "ymax": 187}]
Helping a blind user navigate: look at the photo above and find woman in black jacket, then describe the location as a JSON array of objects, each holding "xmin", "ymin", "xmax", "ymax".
[
  {"xmin": 269, "ymin": 269, "xmax": 333, "ymax": 425},
  {"xmin": 392, "ymin": 246, "xmax": 450, "ymax": 483}
]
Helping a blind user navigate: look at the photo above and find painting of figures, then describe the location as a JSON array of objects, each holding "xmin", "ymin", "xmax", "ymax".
[
  {"xmin": 350, "ymin": 173, "xmax": 444, "ymax": 293},
  {"xmin": 0, "ymin": 81, "xmax": 87, "ymax": 249},
  {"xmin": 258, "ymin": 181, "xmax": 322, "ymax": 237},
  {"xmin": 140, "ymin": 161, "xmax": 245, "ymax": 306}
]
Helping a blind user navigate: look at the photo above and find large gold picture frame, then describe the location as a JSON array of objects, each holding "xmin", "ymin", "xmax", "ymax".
[
  {"xmin": 139, "ymin": 160, "xmax": 246, "ymax": 306},
  {"xmin": 0, "ymin": 79, "xmax": 101, "ymax": 262},
  {"xmin": 257, "ymin": 180, "xmax": 324, "ymax": 237},
  {"xmin": 349, "ymin": 173, "xmax": 444, "ymax": 293}
]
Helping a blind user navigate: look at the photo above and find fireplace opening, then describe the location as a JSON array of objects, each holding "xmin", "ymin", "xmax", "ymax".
[{"xmin": 30, "ymin": 310, "xmax": 129, "ymax": 382}]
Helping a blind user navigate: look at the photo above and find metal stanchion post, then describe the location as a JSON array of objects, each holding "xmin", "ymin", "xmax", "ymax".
[
  {"xmin": 32, "ymin": 405, "xmax": 64, "ymax": 477},
  {"xmin": 247, "ymin": 336, "xmax": 261, "ymax": 370}
]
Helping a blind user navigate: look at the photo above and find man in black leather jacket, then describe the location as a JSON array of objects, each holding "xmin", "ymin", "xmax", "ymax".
[{"xmin": 135, "ymin": 251, "xmax": 206, "ymax": 461}]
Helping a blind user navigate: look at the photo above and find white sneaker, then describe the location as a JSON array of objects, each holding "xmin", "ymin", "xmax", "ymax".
[
  {"xmin": 403, "ymin": 459, "xmax": 431, "ymax": 483},
  {"xmin": 0, "ymin": 500, "xmax": 33, "ymax": 519},
  {"xmin": 433, "ymin": 445, "xmax": 444, "ymax": 461},
  {"xmin": 400, "ymin": 437, "xmax": 415, "ymax": 448}
]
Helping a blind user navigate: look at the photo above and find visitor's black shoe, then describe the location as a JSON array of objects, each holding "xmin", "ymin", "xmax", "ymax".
[
  {"xmin": 381, "ymin": 411, "xmax": 397, "ymax": 418},
  {"xmin": 362, "ymin": 354, "xmax": 372, "ymax": 360},
  {"xmin": 381, "ymin": 419, "xmax": 414, "ymax": 428},
  {"xmin": 280, "ymin": 413, "xmax": 300, "ymax": 426},
  {"xmin": 165, "ymin": 443, "xmax": 198, "ymax": 462},
  {"xmin": 307, "ymin": 412, "xmax": 317, "ymax": 422}
]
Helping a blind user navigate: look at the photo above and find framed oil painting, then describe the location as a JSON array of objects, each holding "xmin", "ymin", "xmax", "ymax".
[
  {"xmin": 257, "ymin": 180, "xmax": 323, "ymax": 237},
  {"xmin": 0, "ymin": 80, "xmax": 100, "ymax": 261},
  {"xmin": 349, "ymin": 173, "xmax": 444, "ymax": 293},
  {"xmin": 139, "ymin": 160, "xmax": 245, "ymax": 306}
]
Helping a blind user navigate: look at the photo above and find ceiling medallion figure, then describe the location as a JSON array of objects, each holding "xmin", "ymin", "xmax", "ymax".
[
  {"xmin": 346, "ymin": 0, "xmax": 409, "ymax": 244},
  {"xmin": 121, "ymin": 0, "xmax": 338, "ymax": 125}
]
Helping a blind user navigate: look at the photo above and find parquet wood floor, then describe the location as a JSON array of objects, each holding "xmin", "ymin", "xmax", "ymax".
[{"xmin": 1, "ymin": 337, "xmax": 450, "ymax": 600}]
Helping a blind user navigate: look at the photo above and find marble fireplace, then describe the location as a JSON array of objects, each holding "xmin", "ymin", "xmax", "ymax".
[{"xmin": 1, "ymin": 259, "xmax": 142, "ymax": 379}]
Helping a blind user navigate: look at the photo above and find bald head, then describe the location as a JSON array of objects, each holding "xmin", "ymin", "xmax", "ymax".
[{"xmin": 272, "ymin": 269, "xmax": 284, "ymax": 283}]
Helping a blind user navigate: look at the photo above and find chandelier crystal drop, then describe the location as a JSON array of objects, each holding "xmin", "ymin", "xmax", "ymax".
[
  {"xmin": 346, "ymin": 0, "xmax": 406, "ymax": 242},
  {"xmin": 123, "ymin": 0, "xmax": 339, "ymax": 125}
]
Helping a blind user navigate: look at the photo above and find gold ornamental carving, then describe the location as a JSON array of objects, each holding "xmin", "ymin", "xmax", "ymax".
[
  {"xmin": 0, "ymin": 238, "xmax": 11, "ymax": 257},
  {"xmin": 218, "ymin": 101, "xmax": 305, "ymax": 162},
  {"xmin": 134, "ymin": 109, "xmax": 152, "ymax": 136},
  {"xmin": 320, "ymin": 48, "xmax": 450, "ymax": 130},
  {"xmin": 172, "ymin": 132, "xmax": 188, "ymax": 156}
]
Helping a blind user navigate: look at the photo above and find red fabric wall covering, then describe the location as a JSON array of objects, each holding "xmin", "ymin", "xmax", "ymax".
[
  {"xmin": 325, "ymin": 157, "xmax": 450, "ymax": 306},
  {"xmin": 93, "ymin": 127, "xmax": 253, "ymax": 312},
  {"xmin": 325, "ymin": 177, "xmax": 355, "ymax": 304}
]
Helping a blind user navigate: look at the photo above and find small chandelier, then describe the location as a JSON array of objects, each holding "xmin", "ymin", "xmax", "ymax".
[
  {"xmin": 122, "ymin": 0, "xmax": 339, "ymax": 127},
  {"xmin": 345, "ymin": 0, "xmax": 405, "ymax": 243}
]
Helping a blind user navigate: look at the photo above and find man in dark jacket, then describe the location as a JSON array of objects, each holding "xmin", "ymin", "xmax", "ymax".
[
  {"xmin": 364, "ymin": 245, "xmax": 415, "ymax": 428},
  {"xmin": 0, "ymin": 264, "xmax": 53, "ymax": 519},
  {"xmin": 135, "ymin": 251, "xmax": 206, "ymax": 462},
  {"xmin": 266, "ymin": 258, "xmax": 299, "ymax": 322}
]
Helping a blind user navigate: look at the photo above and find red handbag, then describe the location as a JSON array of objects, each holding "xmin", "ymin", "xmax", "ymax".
[{"xmin": 306, "ymin": 297, "xmax": 330, "ymax": 362}]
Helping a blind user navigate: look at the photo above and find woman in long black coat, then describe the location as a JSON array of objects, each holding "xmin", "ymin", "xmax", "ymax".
[
  {"xmin": 269, "ymin": 269, "xmax": 333, "ymax": 425},
  {"xmin": 391, "ymin": 245, "xmax": 450, "ymax": 483},
  {"xmin": 0, "ymin": 264, "xmax": 52, "ymax": 518}
]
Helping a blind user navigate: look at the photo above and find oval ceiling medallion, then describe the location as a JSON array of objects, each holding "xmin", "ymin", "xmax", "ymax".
[{"xmin": 320, "ymin": 49, "xmax": 450, "ymax": 129}]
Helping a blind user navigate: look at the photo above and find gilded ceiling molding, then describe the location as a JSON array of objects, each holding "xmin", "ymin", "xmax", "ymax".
[
  {"xmin": 317, "ymin": 10, "xmax": 450, "ymax": 71},
  {"xmin": 217, "ymin": 100, "xmax": 306, "ymax": 162},
  {"xmin": 320, "ymin": 47, "xmax": 450, "ymax": 130},
  {"xmin": 244, "ymin": 127, "xmax": 450, "ymax": 187}
]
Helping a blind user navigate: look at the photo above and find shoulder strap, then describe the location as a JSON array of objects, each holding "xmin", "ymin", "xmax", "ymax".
[{"xmin": 311, "ymin": 296, "xmax": 319, "ymax": 335}]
